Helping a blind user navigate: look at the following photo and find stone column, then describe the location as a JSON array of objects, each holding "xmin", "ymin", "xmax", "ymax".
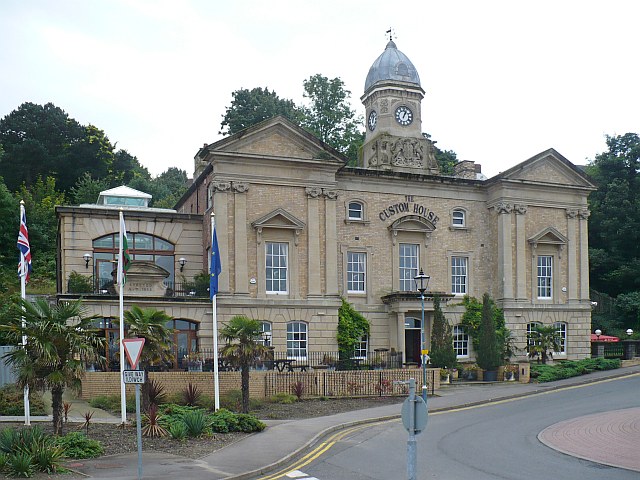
[
  {"xmin": 233, "ymin": 182, "xmax": 249, "ymax": 295},
  {"xmin": 514, "ymin": 204, "xmax": 527, "ymax": 300},
  {"xmin": 578, "ymin": 209, "xmax": 590, "ymax": 300},
  {"xmin": 306, "ymin": 187, "xmax": 322, "ymax": 297},
  {"xmin": 566, "ymin": 209, "xmax": 579, "ymax": 302},
  {"xmin": 213, "ymin": 181, "xmax": 230, "ymax": 292},
  {"xmin": 496, "ymin": 202, "xmax": 514, "ymax": 300},
  {"xmin": 324, "ymin": 189, "xmax": 339, "ymax": 296}
]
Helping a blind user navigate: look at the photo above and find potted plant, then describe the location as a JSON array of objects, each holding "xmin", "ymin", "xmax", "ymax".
[
  {"xmin": 504, "ymin": 364, "xmax": 518, "ymax": 381},
  {"xmin": 184, "ymin": 352, "xmax": 203, "ymax": 372},
  {"xmin": 440, "ymin": 368, "xmax": 450, "ymax": 384}
]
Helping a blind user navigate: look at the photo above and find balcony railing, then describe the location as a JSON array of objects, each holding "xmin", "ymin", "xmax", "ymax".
[
  {"xmin": 98, "ymin": 346, "xmax": 404, "ymax": 372},
  {"xmin": 67, "ymin": 279, "xmax": 210, "ymax": 298}
]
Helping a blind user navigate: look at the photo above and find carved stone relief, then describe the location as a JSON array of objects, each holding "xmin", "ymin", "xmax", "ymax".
[
  {"xmin": 305, "ymin": 187, "xmax": 322, "ymax": 198},
  {"xmin": 495, "ymin": 202, "xmax": 513, "ymax": 214},
  {"xmin": 213, "ymin": 181, "xmax": 231, "ymax": 192},
  {"xmin": 566, "ymin": 208, "xmax": 579, "ymax": 219},
  {"xmin": 322, "ymin": 189, "xmax": 338, "ymax": 200},
  {"xmin": 232, "ymin": 182, "xmax": 249, "ymax": 193},
  {"xmin": 514, "ymin": 204, "xmax": 528, "ymax": 215},
  {"xmin": 578, "ymin": 209, "xmax": 590, "ymax": 220}
]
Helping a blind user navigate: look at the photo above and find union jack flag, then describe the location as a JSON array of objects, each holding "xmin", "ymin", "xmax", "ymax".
[{"xmin": 17, "ymin": 207, "xmax": 32, "ymax": 283}]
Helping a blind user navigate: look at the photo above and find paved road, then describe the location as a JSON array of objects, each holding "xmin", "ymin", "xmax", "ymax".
[{"xmin": 280, "ymin": 374, "xmax": 640, "ymax": 480}]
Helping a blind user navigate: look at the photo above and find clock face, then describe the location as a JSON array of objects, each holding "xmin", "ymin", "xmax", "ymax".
[
  {"xmin": 395, "ymin": 105, "xmax": 413, "ymax": 126},
  {"xmin": 368, "ymin": 110, "xmax": 378, "ymax": 131}
]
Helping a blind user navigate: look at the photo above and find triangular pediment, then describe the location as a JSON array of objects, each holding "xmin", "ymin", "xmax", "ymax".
[
  {"xmin": 388, "ymin": 215, "xmax": 436, "ymax": 247},
  {"xmin": 528, "ymin": 227, "xmax": 568, "ymax": 246},
  {"xmin": 492, "ymin": 149, "xmax": 595, "ymax": 189},
  {"xmin": 252, "ymin": 208, "xmax": 306, "ymax": 231},
  {"xmin": 208, "ymin": 116, "xmax": 346, "ymax": 165}
]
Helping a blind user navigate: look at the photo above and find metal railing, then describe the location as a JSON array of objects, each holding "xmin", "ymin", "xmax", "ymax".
[
  {"xmin": 67, "ymin": 279, "xmax": 210, "ymax": 298},
  {"xmin": 98, "ymin": 347, "xmax": 404, "ymax": 372}
]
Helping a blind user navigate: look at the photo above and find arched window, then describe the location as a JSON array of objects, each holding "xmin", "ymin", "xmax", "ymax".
[
  {"xmin": 92, "ymin": 233, "xmax": 175, "ymax": 290},
  {"xmin": 453, "ymin": 326, "xmax": 469, "ymax": 357},
  {"xmin": 168, "ymin": 319, "xmax": 199, "ymax": 369},
  {"xmin": 527, "ymin": 322, "xmax": 542, "ymax": 347},
  {"xmin": 553, "ymin": 322, "xmax": 567, "ymax": 355},
  {"xmin": 452, "ymin": 209, "xmax": 466, "ymax": 227},
  {"xmin": 261, "ymin": 321, "xmax": 272, "ymax": 347},
  {"xmin": 348, "ymin": 201, "xmax": 364, "ymax": 221},
  {"xmin": 287, "ymin": 322, "xmax": 307, "ymax": 359}
]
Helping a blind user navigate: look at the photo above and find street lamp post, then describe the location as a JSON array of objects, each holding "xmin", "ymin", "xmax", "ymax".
[{"xmin": 414, "ymin": 268, "xmax": 430, "ymax": 403}]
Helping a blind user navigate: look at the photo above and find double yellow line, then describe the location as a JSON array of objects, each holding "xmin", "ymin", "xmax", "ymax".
[
  {"xmin": 258, "ymin": 372, "xmax": 640, "ymax": 479},
  {"xmin": 258, "ymin": 420, "xmax": 392, "ymax": 480}
]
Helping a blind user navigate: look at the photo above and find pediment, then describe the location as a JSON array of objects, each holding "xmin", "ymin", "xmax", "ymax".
[
  {"xmin": 528, "ymin": 227, "xmax": 568, "ymax": 246},
  {"xmin": 388, "ymin": 215, "xmax": 436, "ymax": 246},
  {"xmin": 208, "ymin": 116, "xmax": 346, "ymax": 165},
  {"xmin": 494, "ymin": 149, "xmax": 595, "ymax": 189},
  {"xmin": 252, "ymin": 208, "xmax": 306, "ymax": 230}
]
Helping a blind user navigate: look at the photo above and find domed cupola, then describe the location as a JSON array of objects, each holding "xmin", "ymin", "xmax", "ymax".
[
  {"xmin": 360, "ymin": 39, "xmax": 439, "ymax": 175},
  {"xmin": 364, "ymin": 40, "xmax": 421, "ymax": 94}
]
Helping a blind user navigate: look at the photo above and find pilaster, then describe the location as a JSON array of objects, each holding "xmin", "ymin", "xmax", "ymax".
[
  {"xmin": 578, "ymin": 209, "xmax": 590, "ymax": 299},
  {"xmin": 306, "ymin": 187, "xmax": 322, "ymax": 296},
  {"xmin": 566, "ymin": 208, "xmax": 579, "ymax": 302},
  {"xmin": 514, "ymin": 204, "xmax": 527, "ymax": 300},
  {"xmin": 496, "ymin": 202, "xmax": 514, "ymax": 300},
  {"xmin": 324, "ymin": 189, "xmax": 339, "ymax": 296},
  {"xmin": 233, "ymin": 182, "xmax": 249, "ymax": 295},
  {"xmin": 212, "ymin": 181, "xmax": 230, "ymax": 292}
]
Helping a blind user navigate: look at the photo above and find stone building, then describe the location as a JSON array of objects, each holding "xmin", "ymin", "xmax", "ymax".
[{"xmin": 57, "ymin": 40, "xmax": 596, "ymax": 366}]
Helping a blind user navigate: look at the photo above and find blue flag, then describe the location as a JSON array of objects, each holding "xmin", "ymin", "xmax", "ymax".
[{"xmin": 210, "ymin": 224, "xmax": 221, "ymax": 299}]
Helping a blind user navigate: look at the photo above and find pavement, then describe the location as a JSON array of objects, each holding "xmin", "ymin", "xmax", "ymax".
[{"xmin": 3, "ymin": 364, "xmax": 640, "ymax": 479}]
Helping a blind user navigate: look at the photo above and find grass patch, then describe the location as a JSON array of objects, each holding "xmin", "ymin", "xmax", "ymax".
[{"xmin": 530, "ymin": 358, "xmax": 620, "ymax": 382}]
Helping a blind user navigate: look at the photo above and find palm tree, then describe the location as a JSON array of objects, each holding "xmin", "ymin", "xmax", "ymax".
[
  {"xmin": 527, "ymin": 325, "xmax": 562, "ymax": 364},
  {"xmin": 220, "ymin": 315, "xmax": 268, "ymax": 413},
  {"xmin": 0, "ymin": 298, "xmax": 105, "ymax": 435},
  {"xmin": 115, "ymin": 306, "xmax": 174, "ymax": 411}
]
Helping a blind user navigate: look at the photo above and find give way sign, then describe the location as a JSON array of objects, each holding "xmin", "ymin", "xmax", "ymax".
[{"xmin": 122, "ymin": 338, "xmax": 145, "ymax": 370}]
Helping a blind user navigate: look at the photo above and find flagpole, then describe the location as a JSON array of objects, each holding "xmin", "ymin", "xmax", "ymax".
[
  {"xmin": 19, "ymin": 201, "xmax": 30, "ymax": 426},
  {"xmin": 118, "ymin": 210, "xmax": 127, "ymax": 424},
  {"xmin": 211, "ymin": 213, "xmax": 220, "ymax": 411}
]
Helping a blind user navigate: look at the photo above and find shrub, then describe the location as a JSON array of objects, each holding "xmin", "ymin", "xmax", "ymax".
[
  {"xmin": 269, "ymin": 393, "xmax": 297, "ymax": 404},
  {"xmin": 67, "ymin": 271, "xmax": 93, "ymax": 293},
  {"xmin": 168, "ymin": 422, "xmax": 187, "ymax": 441},
  {"xmin": 141, "ymin": 404, "xmax": 168, "ymax": 438},
  {"xmin": 182, "ymin": 410, "xmax": 209, "ymax": 437},
  {"xmin": 235, "ymin": 413, "xmax": 266, "ymax": 433},
  {"xmin": 291, "ymin": 381, "xmax": 304, "ymax": 400},
  {"xmin": 88, "ymin": 394, "xmax": 135, "ymax": 413},
  {"xmin": 220, "ymin": 389, "xmax": 261, "ymax": 412},
  {"xmin": 30, "ymin": 441, "xmax": 64, "ymax": 474},
  {"xmin": 0, "ymin": 385, "xmax": 46, "ymax": 416},
  {"xmin": 55, "ymin": 432, "xmax": 104, "ymax": 459},
  {"xmin": 0, "ymin": 428, "xmax": 20, "ymax": 453},
  {"xmin": 531, "ymin": 358, "xmax": 620, "ymax": 382},
  {"xmin": 182, "ymin": 383, "xmax": 202, "ymax": 407},
  {"xmin": 148, "ymin": 378, "xmax": 167, "ymax": 407},
  {"xmin": 6, "ymin": 451, "xmax": 34, "ymax": 478}
]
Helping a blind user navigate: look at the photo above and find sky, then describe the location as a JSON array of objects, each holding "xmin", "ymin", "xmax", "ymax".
[{"xmin": 1, "ymin": 0, "xmax": 639, "ymax": 179}]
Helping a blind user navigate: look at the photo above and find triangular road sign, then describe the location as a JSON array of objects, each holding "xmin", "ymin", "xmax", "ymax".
[{"xmin": 122, "ymin": 338, "xmax": 145, "ymax": 370}]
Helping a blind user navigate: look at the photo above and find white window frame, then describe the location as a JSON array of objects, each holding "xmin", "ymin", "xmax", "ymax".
[
  {"xmin": 354, "ymin": 335, "xmax": 368, "ymax": 359},
  {"xmin": 399, "ymin": 243, "xmax": 419, "ymax": 292},
  {"xmin": 527, "ymin": 322, "xmax": 542, "ymax": 347},
  {"xmin": 266, "ymin": 242, "xmax": 288, "ymax": 294},
  {"xmin": 453, "ymin": 325, "xmax": 469, "ymax": 358},
  {"xmin": 260, "ymin": 321, "xmax": 272, "ymax": 347},
  {"xmin": 287, "ymin": 322, "xmax": 307, "ymax": 360},
  {"xmin": 452, "ymin": 209, "xmax": 465, "ymax": 227},
  {"xmin": 348, "ymin": 201, "xmax": 364, "ymax": 221},
  {"xmin": 451, "ymin": 256, "xmax": 468, "ymax": 295},
  {"xmin": 553, "ymin": 322, "xmax": 567, "ymax": 355},
  {"xmin": 347, "ymin": 251, "xmax": 366, "ymax": 294},
  {"xmin": 537, "ymin": 255, "xmax": 553, "ymax": 299}
]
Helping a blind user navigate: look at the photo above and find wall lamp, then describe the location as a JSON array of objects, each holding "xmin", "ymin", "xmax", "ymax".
[
  {"xmin": 179, "ymin": 257, "xmax": 187, "ymax": 272},
  {"xmin": 83, "ymin": 253, "xmax": 92, "ymax": 269}
]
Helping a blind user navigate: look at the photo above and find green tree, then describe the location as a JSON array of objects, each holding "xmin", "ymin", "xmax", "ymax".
[
  {"xmin": 0, "ymin": 298, "xmax": 105, "ymax": 434},
  {"xmin": 429, "ymin": 295, "xmax": 457, "ymax": 368},
  {"xmin": 300, "ymin": 74, "xmax": 364, "ymax": 162},
  {"xmin": 151, "ymin": 167, "xmax": 189, "ymax": 208},
  {"xmin": 118, "ymin": 306, "xmax": 174, "ymax": 412},
  {"xmin": 110, "ymin": 149, "xmax": 150, "ymax": 186},
  {"xmin": 475, "ymin": 293, "xmax": 502, "ymax": 372},
  {"xmin": 0, "ymin": 178, "xmax": 18, "ymax": 271},
  {"xmin": 219, "ymin": 315, "xmax": 268, "ymax": 413},
  {"xmin": 587, "ymin": 133, "xmax": 640, "ymax": 297},
  {"xmin": 219, "ymin": 87, "xmax": 302, "ymax": 136},
  {"xmin": 337, "ymin": 298, "xmax": 370, "ymax": 368},
  {"xmin": 69, "ymin": 172, "xmax": 110, "ymax": 205},
  {"xmin": 526, "ymin": 325, "xmax": 562, "ymax": 364}
]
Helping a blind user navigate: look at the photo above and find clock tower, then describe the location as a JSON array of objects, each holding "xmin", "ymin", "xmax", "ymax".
[{"xmin": 361, "ymin": 40, "xmax": 439, "ymax": 174}]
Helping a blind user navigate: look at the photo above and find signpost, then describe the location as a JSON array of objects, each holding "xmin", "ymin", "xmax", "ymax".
[
  {"xmin": 399, "ymin": 378, "xmax": 428, "ymax": 480},
  {"xmin": 122, "ymin": 338, "xmax": 145, "ymax": 480}
]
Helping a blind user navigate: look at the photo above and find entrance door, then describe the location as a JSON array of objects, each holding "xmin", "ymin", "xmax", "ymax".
[{"xmin": 404, "ymin": 317, "xmax": 422, "ymax": 364}]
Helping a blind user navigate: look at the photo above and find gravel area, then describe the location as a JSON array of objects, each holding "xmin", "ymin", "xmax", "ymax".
[{"xmin": 4, "ymin": 396, "xmax": 404, "ymax": 462}]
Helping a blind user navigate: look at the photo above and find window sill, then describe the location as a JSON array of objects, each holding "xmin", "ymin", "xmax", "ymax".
[
  {"xmin": 449, "ymin": 226, "xmax": 469, "ymax": 232},
  {"xmin": 345, "ymin": 219, "xmax": 370, "ymax": 225}
]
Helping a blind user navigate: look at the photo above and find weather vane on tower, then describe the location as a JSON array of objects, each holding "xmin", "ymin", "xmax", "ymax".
[{"xmin": 386, "ymin": 28, "xmax": 396, "ymax": 41}]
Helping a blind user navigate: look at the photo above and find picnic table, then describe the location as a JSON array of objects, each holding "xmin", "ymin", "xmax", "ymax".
[{"xmin": 273, "ymin": 359, "xmax": 295, "ymax": 372}]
